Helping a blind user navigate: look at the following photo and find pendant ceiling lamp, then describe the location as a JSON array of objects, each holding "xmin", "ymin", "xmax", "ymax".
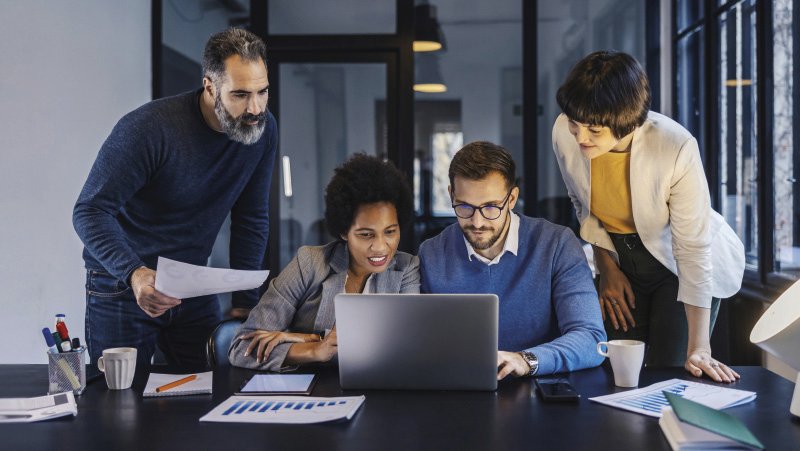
[
  {"xmin": 413, "ymin": 2, "xmax": 446, "ymax": 52},
  {"xmin": 414, "ymin": 52, "xmax": 447, "ymax": 93}
]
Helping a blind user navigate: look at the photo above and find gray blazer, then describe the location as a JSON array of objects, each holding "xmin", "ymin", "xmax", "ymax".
[{"xmin": 229, "ymin": 241, "xmax": 420, "ymax": 371}]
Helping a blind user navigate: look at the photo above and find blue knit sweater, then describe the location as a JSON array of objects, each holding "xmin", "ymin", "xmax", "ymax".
[
  {"xmin": 419, "ymin": 215, "xmax": 606, "ymax": 375},
  {"xmin": 73, "ymin": 89, "xmax": 277, "ymax": 309}
]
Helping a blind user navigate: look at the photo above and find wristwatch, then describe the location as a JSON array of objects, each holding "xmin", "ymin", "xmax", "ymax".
[{"xmin": 518, "ymin": 351, "xmax": 539, "ymax": 376}]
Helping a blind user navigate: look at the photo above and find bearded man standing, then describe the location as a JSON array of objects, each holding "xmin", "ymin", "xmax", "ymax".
[
  {"xmin": 418, "ymin": 141, "xmax": 605, "ymax": 381},
  {"xmin": 73, "ymin": 28, "xmax": 276, "ymax": 371}
]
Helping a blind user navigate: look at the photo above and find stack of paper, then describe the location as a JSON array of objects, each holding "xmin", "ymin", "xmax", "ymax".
[
  {"xmin": 589, "ymin": 378, "xmax": 756, "ymax": 418},
  {"xmin": 143, "ymin": 372, "xmax": 213, "ymax": 397},
  {"xmin": 199, "ymin": 395, "xmax": 365, "ymax": 424},
  {"xmin": 659, "ymin": 391, "xmax": 764, "ymax": 450},
  {"xmin": 0, "ymin": 392, "xmax": 77, "ymax": 423}
]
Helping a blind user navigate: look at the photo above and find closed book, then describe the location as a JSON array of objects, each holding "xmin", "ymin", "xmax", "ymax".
[
  {"xmin": 659, "ymin": 391, "xmax": 763, "ymax": 450},
  {"xmin": 143, "ymin": 372, "xmax": 213, "ymax": 397}
]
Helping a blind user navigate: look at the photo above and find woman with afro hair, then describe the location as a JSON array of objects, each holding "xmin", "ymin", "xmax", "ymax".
[{"xmin": 229, "ymin": 153, "xmax": 418, "ymax": 371}]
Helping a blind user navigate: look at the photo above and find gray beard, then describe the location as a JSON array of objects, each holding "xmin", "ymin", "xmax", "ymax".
[{"xmin": 214, "ymin": 93, "xmax": 266, "ymax": 145}]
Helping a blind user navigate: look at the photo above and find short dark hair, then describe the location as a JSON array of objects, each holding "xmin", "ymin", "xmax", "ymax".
[
  {"xmin": 556, "ymin": 50, "xmax": 650, "ymax": 138},
  {"xmin": 203, "ymin": 28, "xmax": 267, "ymax": 84},
  {"xmin": 448, "ymin": 141, "xmax": 516, "ymax": 191},
  {"xmin": 324, "ymin": 154, "xmax": 413, "ymax": 239}
]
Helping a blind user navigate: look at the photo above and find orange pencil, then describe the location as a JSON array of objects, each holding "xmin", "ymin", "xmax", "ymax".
[{"xmin": 156, "ymin": 374, "xmax": 197, "ymax": 393}]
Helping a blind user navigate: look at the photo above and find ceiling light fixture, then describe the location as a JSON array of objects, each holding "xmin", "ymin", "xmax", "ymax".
[
  {"xmin": 414, "ymin": 53, "xmax": 447, "ymax": 93},
  {"xmin": 413, "ymin": 2, "xmax": 445, "ymax": 52}
]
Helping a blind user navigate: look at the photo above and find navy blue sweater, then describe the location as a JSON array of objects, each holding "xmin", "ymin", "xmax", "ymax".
[
  {"xmin": 419, "ymin": 215, "xmax": 606, "ymax": 375},
  {"xmin": 73, "ymin": 90, "xmax": 277, "ymax": 308}
]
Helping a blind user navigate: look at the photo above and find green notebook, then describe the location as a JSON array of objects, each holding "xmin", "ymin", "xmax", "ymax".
[{"xmin": 663, "ymin": 391, "xmax": 764, "ymax": 450}]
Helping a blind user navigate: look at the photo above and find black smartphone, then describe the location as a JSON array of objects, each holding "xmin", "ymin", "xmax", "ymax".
[{"xmin": 534, "ymin": 377, "xmax": 580, "ymax": 402}]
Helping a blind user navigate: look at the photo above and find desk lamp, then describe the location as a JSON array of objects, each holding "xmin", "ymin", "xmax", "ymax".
[{"xmin": 750, "ymin": 279, "xmax": 800, "ymax": 417}]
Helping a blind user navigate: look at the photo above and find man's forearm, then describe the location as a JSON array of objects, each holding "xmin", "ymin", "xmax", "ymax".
[{"xmin": 73, "ymin": 204, "xmax": 145, "ymax": 283}]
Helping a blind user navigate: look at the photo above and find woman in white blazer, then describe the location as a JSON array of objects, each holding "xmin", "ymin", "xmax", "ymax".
[{"xmin": 551, "ymin": 51, "xmax": 744, "ymax": 382}]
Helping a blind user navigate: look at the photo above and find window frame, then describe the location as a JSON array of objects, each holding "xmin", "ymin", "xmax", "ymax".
[{"xmin": 673, "ymin": 0, "xmax": 797, "ymax": 300}]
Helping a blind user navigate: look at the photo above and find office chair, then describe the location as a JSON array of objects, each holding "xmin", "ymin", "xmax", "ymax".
[{"xmin": 206, "ymin": 318, "xmax": 244, "ymax": 369}]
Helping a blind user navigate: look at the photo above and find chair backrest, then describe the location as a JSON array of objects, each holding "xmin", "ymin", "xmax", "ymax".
[{"xmin": 206, "ymin": 318, "xmax": 244, "ymax": 369}]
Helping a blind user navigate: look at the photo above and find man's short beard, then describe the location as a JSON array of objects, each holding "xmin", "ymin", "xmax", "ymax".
[
  {"xmin": 461, "ymin": 211, "xmax": 509, "ymax": 251},
  {"xmin": 214, "ymin": 90, "xmax": 267, "ymax": 145}
]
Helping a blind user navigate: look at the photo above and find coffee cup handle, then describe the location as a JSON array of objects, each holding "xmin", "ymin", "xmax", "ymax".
[
  {"xmin": 597, "ymin": 342, "xmax": 609, "ymax": 358},
  {"xmin": 97, "ymin": 356, "xmax": 106, "ymax": 373}
]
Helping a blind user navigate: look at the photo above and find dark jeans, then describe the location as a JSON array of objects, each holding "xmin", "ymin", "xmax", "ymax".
[
  {"xmin": 605, "ymin": 233, "xmax": 720, "ymax": 367},
  {"xmin": 84, "ymin": 269, "xmax": 222, "ymax": 372}
]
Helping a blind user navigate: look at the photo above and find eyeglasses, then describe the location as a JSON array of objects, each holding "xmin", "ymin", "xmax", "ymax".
[{"xmin": 452, "ymin": 188, "xmax": 513, "ymax": 220}]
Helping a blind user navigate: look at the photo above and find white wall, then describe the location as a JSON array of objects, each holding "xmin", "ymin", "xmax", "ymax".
[{"xmin": 0, "ymin": 2, "xmax": 151, "ymax": 363}]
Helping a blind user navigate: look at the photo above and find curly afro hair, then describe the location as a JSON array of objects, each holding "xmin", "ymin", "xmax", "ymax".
[{"xmin": 324, "ymin": 153, "xmax": 413, "ymax": 239}]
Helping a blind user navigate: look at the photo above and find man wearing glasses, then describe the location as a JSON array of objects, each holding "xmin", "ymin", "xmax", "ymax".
[{"xmin": 418, "ymin": 141, "xmax": 605, "ymax": 380}]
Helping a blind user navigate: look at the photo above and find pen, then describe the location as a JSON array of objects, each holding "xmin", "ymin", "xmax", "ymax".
[
  {"xmin": 155, "ymin": 374, "xmax": 197, "ymax": 393},
  {"xmin": 42, "ymin": 328, "xmax": 58, "ymax": 354},
  {"xmin": 52, "ymin": 332, "xmax": 64, "ymax": 353},
  {"xmin": 0, "ymin": 414, "xmax": 33, "ymax": 420}
]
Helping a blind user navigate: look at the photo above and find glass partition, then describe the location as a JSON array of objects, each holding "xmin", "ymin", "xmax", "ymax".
[
  {"xmin": 277, "ymin": 63, "xmax": 387, "ymax": 268},
  {"xmin": 413, "ymin": 0, "xmax": 522, "ymax": 243},
  {"xmin": 536, "ymin": 0, "xmax": 646, "ymax": 230},
  {"xmin": 268, "ymin": 0, "xmax": 396, "ymax": 35}
]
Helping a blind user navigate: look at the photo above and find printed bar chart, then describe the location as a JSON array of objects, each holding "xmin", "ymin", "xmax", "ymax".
[
  {"xmin": 616, "ymin": 384, "xmax": 688, "ymax": 414},
  {"xmin": 201, "ymin": 395, "xmax": 365, "ymax": 424},
  {"xmin": 589, "ymin": 379, "xmax": 756, "ymax": 418}
]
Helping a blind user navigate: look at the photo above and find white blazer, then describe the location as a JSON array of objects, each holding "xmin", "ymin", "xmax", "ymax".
[{"xmin": 552, "ymin": 112, "xmax": 744, "ymax": 307}]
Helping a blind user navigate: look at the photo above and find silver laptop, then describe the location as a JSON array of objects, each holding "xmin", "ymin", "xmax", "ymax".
[{"xmin": 334, "ymin": 293, "xmax": 499, "ymax": 391}]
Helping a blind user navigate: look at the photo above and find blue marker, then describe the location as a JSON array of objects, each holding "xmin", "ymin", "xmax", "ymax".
[{"xmin": 42, "ymin": 328, "xmax": 58, "ymax": 354}]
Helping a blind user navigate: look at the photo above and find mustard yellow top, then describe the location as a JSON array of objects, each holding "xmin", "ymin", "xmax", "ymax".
[{"xmin": 590, "ymin": 151, "xmax": 636, "ymax": 234}]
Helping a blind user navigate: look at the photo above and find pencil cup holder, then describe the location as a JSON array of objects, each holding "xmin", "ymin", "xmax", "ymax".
[{"xmin": 48, "ymin": 348, "xmax": 86, "ymax": 395}]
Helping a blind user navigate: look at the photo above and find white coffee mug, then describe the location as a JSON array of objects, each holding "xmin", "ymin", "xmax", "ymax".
[
  {"xmin": 597, "ymin": 340, "xmax": 645, "ymax": 387},
  {"xmin": 97, "ymin": 347, "xmax": 137, "ymax": 390}
]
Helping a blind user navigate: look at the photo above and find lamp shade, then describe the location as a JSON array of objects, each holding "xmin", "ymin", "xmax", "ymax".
[
  {"xmin": 750, "ymin": 278, "xmax": 800, "ymax": 416},
  {"xmin": 750, "ymin": 279, "xmax": 800, "ymax": 371},
  {"xmin": 414, "ymin": 53, "xmax": 446, "ymax": 93},
  {"xmin": 413, "ymin": 4, "xmax": 445, "ymax": 52}
]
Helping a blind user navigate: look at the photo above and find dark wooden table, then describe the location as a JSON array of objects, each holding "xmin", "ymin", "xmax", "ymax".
[{"xmin": 1, "ymin": 364, "xmax": 798, "ymax": 450}]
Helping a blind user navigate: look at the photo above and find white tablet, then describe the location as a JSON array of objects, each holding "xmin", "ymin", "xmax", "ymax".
[{"xmin": 236, "ymin": 374, "xmax": 317, "ymax": 395}]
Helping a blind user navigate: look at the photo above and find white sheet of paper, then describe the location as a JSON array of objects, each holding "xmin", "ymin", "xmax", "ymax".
[
  {"xmin": 589, "ymin": 378, "xmax": 756, "ymax": 418},
  {"xmin": 143, "ymin": 371, "xmax": 213, "ymax": 397},
  {"xmin": 0, "ymin": 392, "xmax": 77, "ymax": 423},
  {"xmin": 154, "ymin": 257, "xmax": 269, "ymax": 299},
  {"xmin": 199, "ymin": 395, "xmax": 365, "ymax": 424}
]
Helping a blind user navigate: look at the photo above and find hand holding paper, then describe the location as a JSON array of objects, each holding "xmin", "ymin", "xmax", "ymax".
[{"xmin": 154, "ymin": 257, "xmax": 269, "ymax": 299}]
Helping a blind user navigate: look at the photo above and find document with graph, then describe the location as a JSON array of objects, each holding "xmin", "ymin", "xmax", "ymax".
[
  {"xmin": 199, "ymin": 395, "xmax": 365, "ymax": 424},
  {"xmin": 589, "ymin": 379, "xmax": 756, "ymax": 418}
]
